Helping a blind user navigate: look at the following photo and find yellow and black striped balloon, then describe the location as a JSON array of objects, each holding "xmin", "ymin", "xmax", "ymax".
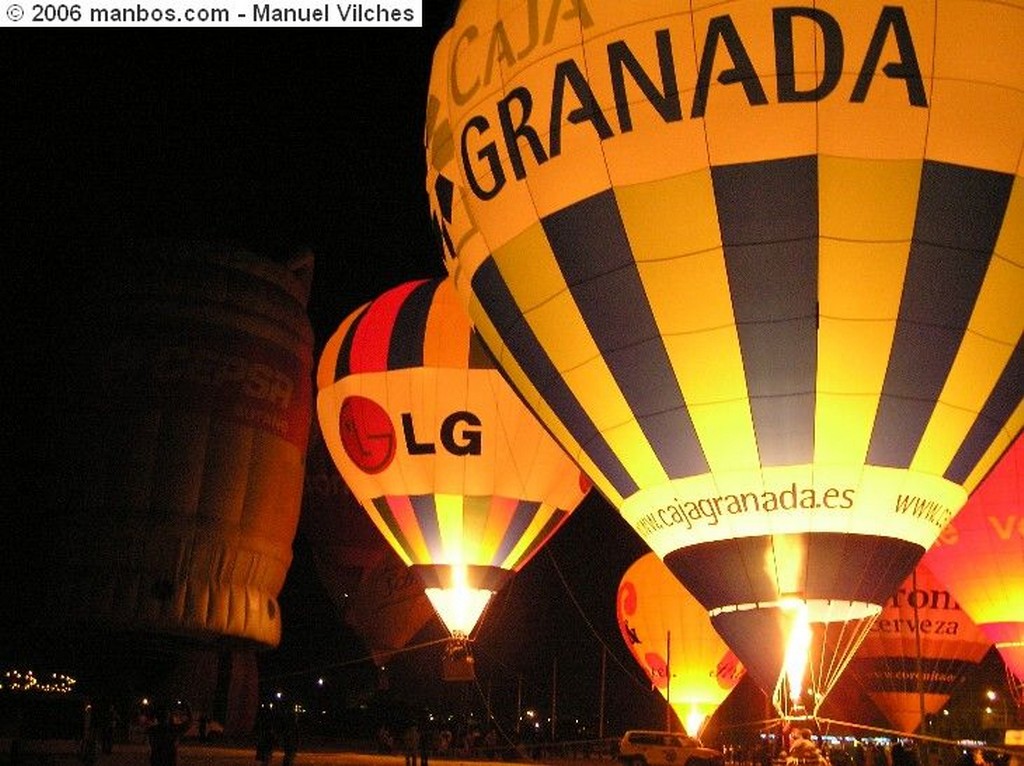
[{"xmin": 426, "ymin": 0, "xmax": 1022, "ymax": 701}]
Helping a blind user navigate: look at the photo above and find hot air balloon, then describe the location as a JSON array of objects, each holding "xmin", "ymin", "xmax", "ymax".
[
  {"xmin": 51, "ymin": 243, "xmax": 314, "ymax": 648},
  {"xmin": 925, "ymin": 434, "xmax": 1024, "ymax": 705},
  {"xmin": 848, "ymin": 561, "xmax": 991, "ymax": 733},
  {"xmin": 300, "ymin": 419, "xmax": 437, "ymax": 666},
  {"xmin": 618, "ymin": 552, "xmax": 745, "ymax": 737},
  {"xmin": 425, "ymin": 0, "xmax": 1023, "ymax": 717},
  {"xmin": 316, "ymin": 276, "xmax": 589, "ymax": 645},
  {"xmin": 39, "ymin": 243, "xmax": 314, "ymax": 734}
]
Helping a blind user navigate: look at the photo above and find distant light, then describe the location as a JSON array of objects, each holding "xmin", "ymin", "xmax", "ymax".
[
  {"xmin": 317, "ymin": 678, "xmax": 324, "ymax": 686},
  {"xmin": 986, "ymin": 690, "xmax": 997, "ymax": 701},
  {"xmin": 276, "ymin": 691, "xmax": 283, "ymax": 699},
  {"xmin": 0, "ymin": 669, "xmax": 77, "ymax": 694}
]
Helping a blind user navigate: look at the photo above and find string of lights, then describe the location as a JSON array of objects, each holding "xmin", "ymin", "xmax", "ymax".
[{"xmin": 0, "ymin": 669, "xmax": 77, "ymax": 694}]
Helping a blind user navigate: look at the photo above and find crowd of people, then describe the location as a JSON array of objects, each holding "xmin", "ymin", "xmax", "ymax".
[
  {"xmin": 52, "ymin": 698, "xmax": 1024, "ymax": 766},
  {"xmin": 73, "ymin": 697, "xmax": 299, "ymax": 766},
  {"xmin": 724, "ymin": 727, "xmax": 1022, "ymax": 766},
  {"xmin": 375, "ymin": 718, "xmax": 505, "ymax": 764},
  {"xmin": 73, "ymin": 698, "xmax": 201, "ymax": 766}
]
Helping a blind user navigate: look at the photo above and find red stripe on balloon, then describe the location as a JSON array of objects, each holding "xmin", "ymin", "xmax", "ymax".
[{"xmin": 348, "ymin": 279, "xmax": 429, "ymax": 373}]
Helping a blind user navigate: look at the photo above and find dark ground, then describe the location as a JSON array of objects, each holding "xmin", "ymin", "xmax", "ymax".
[{"xmin": 0, "ymin": 740, "xmax": 612, "ymax": 766}]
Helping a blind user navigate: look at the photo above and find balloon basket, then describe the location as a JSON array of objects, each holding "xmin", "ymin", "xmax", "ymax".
[{"xmin": 441, "ymin": 637, "xmax": 475, "ymax": 682}]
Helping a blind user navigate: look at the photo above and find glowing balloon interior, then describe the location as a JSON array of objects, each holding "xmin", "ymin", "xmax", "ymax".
[
  {"xmin": 316, "ymin": 276, "xmax": 589, "ymax": 639},
  {"xmin": 426, "ymin": 0, "xmax": 1023, "ymax": 713},
  {"xmin": 618, "ymin": 552, "xmax": 745, "ymax": 736}
]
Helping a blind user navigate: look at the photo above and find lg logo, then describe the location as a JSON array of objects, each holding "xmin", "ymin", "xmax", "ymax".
[
  {"xmin": 339, "ymin": 396, "xmax": 482, "ymax": 475},
  {"xmin": 402, "ymin": 411, "xmax": 481, "ymax": 457}
]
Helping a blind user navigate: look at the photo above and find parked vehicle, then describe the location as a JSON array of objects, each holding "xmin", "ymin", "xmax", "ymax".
[{"xmin": 617, "ymin": 730, "xmax": 725, "ymax": 766}]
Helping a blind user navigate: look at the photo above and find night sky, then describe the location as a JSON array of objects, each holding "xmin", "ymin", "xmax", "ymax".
[{"xmin": 3, "ymin": 16, "xmax": 674, "ymax": 736}]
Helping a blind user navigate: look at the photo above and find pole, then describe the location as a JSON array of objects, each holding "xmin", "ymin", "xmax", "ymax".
[
  {"xmin": 551, "ymin": 657, "xmax": 557, "ymax": 742},
  {"xmin": 599, "ymin": 645, "xmax": 607, "ymax": 740},
  {"xmin": 912, "ymin": 569, "xmax": 928, "ymax": 764},
  {"xmin": 516, "ymin": 674, "xmax": 522, "ymax": 736},
  {"xmin": 913, "ymin": 570, "xmax": 925, "ymax": 725},
  {"xmin": 666, "ymin": 630, "xmax": 672, "ymax": 733}
]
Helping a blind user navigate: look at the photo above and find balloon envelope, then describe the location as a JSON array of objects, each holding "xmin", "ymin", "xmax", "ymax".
[
  {"xmin": 618, "ymin": 552, "xmax": 745, "ymax": 736},
  {"xmin": 849, "ymin": 561, "xmax": 991, "ymax": 733},
  {"xmin": 51, "ymin": 244, "xmax": 314, "ymax": 648},
  {"xmin": 925, "ymin": 435, "xmax": 1024, "ymax": 687},
  {"xmin": 300, "ymin": 419, "xmax": 437, "ymax": 664},
  {"xmin": 426, "ymin": 0, "xmax": 1023, "ymax": 711},
  {"xmin": 316, "ymin": 276, "xmax": 589, "ymax": 638}
]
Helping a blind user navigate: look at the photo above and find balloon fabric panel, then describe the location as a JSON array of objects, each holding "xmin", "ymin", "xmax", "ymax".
[
  {"xmin": 505, "ymin": 506, "xmax": 569, "ymax": 570},
  {"xmin": 334, "ymin": 278, "xmax": 493, "ymax": 375},
  {"xmin": 366, "ymin": 494, "xmax": 564, "ymax": 569},
  {"xmin": 713, "ymin": 157, "xmax": 818, "ymax": 467},
  {"xmin": 351, "ymin": 283, "xmax": 422, "ymax": 372},
  {"xmin": 318, "ymin": 302, "xmax": 365, "ymax": 389},
  {"xmin": 545, "ymin": 189, "xmax": 711, "ymax": 478},
  {"xmin": 370, "ymin": 495, "xmax": 417, "ymax": 566},
  {"xmin": 345, "ymin": 279, "xmax": 431, "ymax": 373},
  {"xmin": 948, "ymin": 340, "xmax": 1024, "ymax": 487},
  {"xmin": 491, "ymin": 499, "xmax": 541, "ymax": 567},
  {"xmin": 870, "ymin": 164, "xmax": 1014, "ymax": 474},
  {"xmin": 470, "ymin": 158, "xmax": 1018, "ymax": 503},
  {"xmin": 415, "ymin": 493, "xmax": 450, "ymax": 561}
]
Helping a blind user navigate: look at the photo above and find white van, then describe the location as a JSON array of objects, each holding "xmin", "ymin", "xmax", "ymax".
[{"xmin": 617, "ymin": 730, "xmax": 725, "ymax": 766}]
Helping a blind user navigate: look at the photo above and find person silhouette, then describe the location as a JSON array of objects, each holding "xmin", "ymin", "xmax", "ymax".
[{"xmin": 147, "ymin": 702, "xmax": 191, "ymax": 766}]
